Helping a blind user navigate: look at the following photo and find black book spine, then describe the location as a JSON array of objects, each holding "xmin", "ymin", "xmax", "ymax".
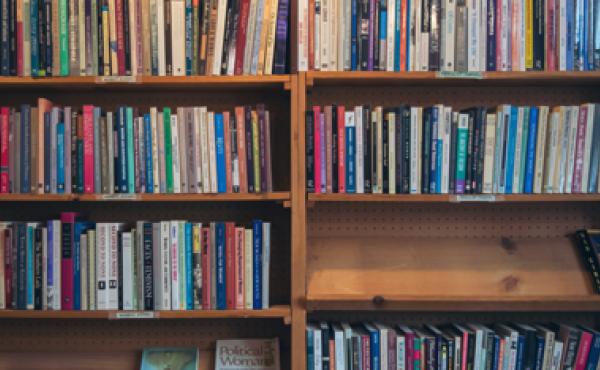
[
  {"xmin": 97, "ymin": 0, "xmax": 104, "ymax": 75},
  {"xmin": 532, "ymin": 0, "xmax": 544, "ymax": 70},
  {"xmin": 77, "ymin": 136, "xmax": 84, "ymax": 193},
  {"xmin": 143, "ymin": 223, "xmax": 154, "ymax": 310},
  {"xmin": 464, "ymin": 111, "xmax": 474, "ymax": 193},
  {"xmin": 358, "ymin": 0, "xmax": 369, "ymax": 70},
  {"xmin": 71, "ymin": 111, "xmax": 78, "ymax": 193},
  {"xmin": 533, "ymin": 336, "xmax": 544, "ymax": 370},
  {"xmin": 422, "ymin": 108, "xmax": 431, "ymax": 194},
  {"xmin": 486, "ymin": 0, "xmax": 496, "ymax": 71},
  {"xmin": 0, "ymin": 0, "xmax": 9, "ymax": 75},
  {"xmin": 470, "ymin": 110, "xmax": 480, "ymax": 193},
  {"xmin": 363, "ymin": 106, "xmax": 372, "ymax": 193},
  {"xmin": 306, "ymin": 111, "xmax": 315, "ymax": 193},
  {"xmin": 118, "ymin": 230, "xmax": 123, "ymax": 310},
  {"xmin": 429, "ymin": 108, "xmax": 438, "ymax": 194},
  {"xmin": 220, "ymin": 0, "xmax": 235, "ymax": 74},
  {"xmin": 395, "ymin": 108, "xmax": 403, "ymax": 194},
  {"xmin": 564, "ymin": 331, "xmax": 580, "ymax": 370},
  {"xmin": 485, "ymin": 331, "xmax": 495, "ymax": 370},
  {"xmin": 123, "ymin": 0, "xmax": 131, "ymax": 75},
  {"xmin": 371, "ymin": 111, "xmax": 378, "ymax": 191},
  {"xmin": 449, "ymin": 114, "xmax": 458, "ymax": 194},
  {"xmin": 427, "ymin": 336, "xmax": 437, "ymax": 370},
  {"xmin": 245, "ymin": 106, "xmax": 254, "ymax": 193},
  {"xmin": 466, "ymin": 331, "xmax": 475, "ymax": 370},
  {"xmin": 447, "ymin": 337, "xmax": 455, "ymax": 370},
  {"xmin": 9, "ymin": 0, "xmax": 15, "ymax": 75},
  {"xmin": 331, "ymin": 105, "xmax": 338, "ymax": 193},
  {"xmin": 523, "ymin": 330, "xmax": 537, "ymax": 370},
  {"xmin": 373, "ymin": 0, "xmax": 379, "ymax": 70},
  {"xmin": 382, "ymin": 112, "xmax": 389, "ymax": 193},
  {"xmin": 402, "ymin": 107, "xmax": 411, "ymax": 193},
  {"xmin": 574, "ymin": 230, "xmax": 600, "ymax": 293},
  {"xmin": 44, "ymin": 0, "xmax": 52, "ymax": 75},
  {"xmin": 10, "ymin": 227, "xmax": 17, "ymax": 309},
  {"xmin": 34, "ymin": 227, "xmax": 43, "ymax": 310},
  {"xmin": 321, "ymin": 323, "xmax": 330, "ymax": 370},
  {"xmin": 476, "ymin": 109, "xmax": 486, "ymax": 193},
  {"xmin": 20, "ymin": 105, "xmax": 30, "ymax": 193},
  {"xmin": 17, "ymin": 223, "xmax": 26, "ymax": 309},
  {"xmin": 429, "ymin": 0, "xmax": 440, "ymax": 70}
]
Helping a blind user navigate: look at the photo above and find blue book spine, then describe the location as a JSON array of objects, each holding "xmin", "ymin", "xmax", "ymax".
[
  {"xmin": 430, "ymin": 108, "xmax": 438, "ymax": 193},
  {"xmin": 436, "ymin": 133, "xmax": 443, "ymax": 194},
  {"xmin": 582, "ymin": 0, "xmax": 588, "ymax": 70},
  {"xmin": 252, "ymin": 220, "xmax": 263, "ymax": 309},
  {"xmin": 185, "ymin": 0, "xmax": 192, "ymax": 75},
  {"xmin": 21, "ymin": 105, "xmax": 31, "ymax": 193},
  {"xmin": 575, "ymin": 0, "xmax": 584, "ymax": 70},
  {"xmin": 117, "ymin": 107, "xmax": 128, "ymax": 193},
  {"xmin": 394, "ymin": 0, "xmax": 401, "ymax": 71},
  {"xmin": 47, "ymin": 222, "xmax": 54, "ymax": 294},
  {"xmin": 216, "ymin": 222, "xmax": 226, "ymax": 310},
  {"xmin": 369, "ymin": 327, "xmax": 381, "ymax": 370},
  {"xmin": 486, "ymin": 0, "xmax": 497, "ymax": 71},
  {"xmin": 524, "ymin": 107, "xmax": 538, "ymax": 193},
  {"xmin": 30, "ymin": 0, "xmax": 39, "ymax": 76},
  {"xmin": 346, "ymin": 126, "xmax": 356, "ymax": 193},
  {"xmin": 26, "ymin": 225, "xmax": 34, "ymax": 309},
  {"xmin": 534, "ymin": 337, "xmax": 545, "ymax": 370},
  {"xmin": 585, "ymin": 333, "xmax": 600, "ymax": 370},
  {"xmin": 351, "ymin": 0, "xmax": 358, "ymax": 70},
  {"xmin": 126, "ymin": 107, "xmax": 135, "ymax": 193},
  {"xmin": 492, "ymin": 336, "xmax": 500, "ymax": 370},
  {"xmin": 57, "ymin": 122, "xmax": 65, "ymax": 193},
  {"xmin": 567, "ymin": 0, "xmax": 574, "ymax": 70},
  {"xmin": 380, "ymin": 7, "xmax": 387, "ymax": 66},
  {"xmin": 185, "ymin": 223, "xmax": 193, "ymax": 310},
  {"xmin": 504, "ymin": 107, "xmax": 518, "ymax": 194},
  {"xmin": 516, "ymin": 335, "xmax": 525, "ymax": 370},
  {"xmin": 215, "ymin": 113, "xmax": 227, "ymax": 193},
  {"xmin": 144, "ymin": 114, "xmax": 154, "ymax": 193},
  {"xmin": 306, "ymin": 328, "xmax": 314, "ymax": 370}
]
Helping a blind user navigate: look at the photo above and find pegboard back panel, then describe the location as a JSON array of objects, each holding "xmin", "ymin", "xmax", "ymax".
[
  {"xmin": 308, "ymin": 85, "xmax": 600, "ymax": 110},
  {"xmin": 308, "ymin": 202, "xmax": 600, "ymax": 239},
  {"xmin": 0, "ymin": 202, "xmax": 291, "ymax": 305}
]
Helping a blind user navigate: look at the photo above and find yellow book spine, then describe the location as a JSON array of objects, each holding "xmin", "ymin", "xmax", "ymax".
[{"xmin": 525, "ymin": 0, "xmax": 533, "ymax": 69}]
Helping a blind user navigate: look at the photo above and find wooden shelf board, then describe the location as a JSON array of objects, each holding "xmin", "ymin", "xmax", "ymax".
[
  {"xmin": 306, "ymin": 71, "xmax": 600, "ymax": 87},
  {"xmin": 306, "ymin": 295, "xmax": 600, "ymax": 312},
  {"xmin": 0, "ymin": 192, "xmax": 290, "ymax": 202},
  {"xmin": 308, "ymin": 193, "xmax": 600, "ymax": 203},
  {"xmin": 0, "ymin": 75, "xmax": 291, "ymax": 89},
  {"xmin": 0, "ymin": 305, "xmax": 291, "ymax": 322}
]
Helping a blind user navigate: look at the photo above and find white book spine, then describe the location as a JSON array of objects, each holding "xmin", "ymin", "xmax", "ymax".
[
  {"xmin": 518, "ymin": 0, "xmax": 525, "ymax": 70},
  {"xmin": 411, "ymin": 108, "xmax": 423, "ymax": 193},
  {"xmin": 193, "ymin": 107, "xmax": 203, "ymax": 193},
  {"xmin": 78, "ymin": 0, "xmax": 86, "ymax": 74},
  {"xmin": 297, "ymin": 0, "xmax": 308, "ymax": 71},
  {"xmin": 443, "ymin": 0, "xmax": 456, "ymax": 71},
  {"xmin": 170, "ymin": 221, "xmax": 180, "ymax": 309},
  {"xmin": 250, "ymin": 0, "xmax": 266, "ymax": 74},
  {"xmin": 512, "ymin": 108, "xmax": 524, "ymax": 193},
  {"xmin": 149, "ymin": 109, "xmax": 159, "ymax": 193},
  {"xmin": 387, "ymin": 0, "xmax": 396, "ymax": 71},
  {"xmin": 200, "ymin": 108, "xmax": 211, "ymax": 193},
  {"xmin": 129, "ymin": 0, "xmax": 138, "ymax": 75},
  {"xmin": 555, "ymin": 108, "xmax": 569, "ymax": 193},
  {"xmin": 442, "ymin": 107, "xmax": 452, "ymax": 194},
  {"xmin": 338, "ymin": 0, "xmax": 347, "ymax": 71},
  {"xmin": 314, "ymin": 328, "xmax": 323, "ymax": 370},
  {"xmin": 388, "ymin": 112, "xmax": 396, "ymax": 194},
  {"xmin": 177, "ymin": 109, "xmax": 188, "ymax": 193},
  {"xmin": 558, "ymin": 0, "xmax": 566, "ymax": 70},
  {"xmin": 208, "ymin": 112, "xmax": 218, "ymax": 193},
  {"xmin": 320, "ymin": 0, "xmax": 329, "ymax": 70},
  {"xmin": 468, "ymin": 0, "xmax": 480, "ymax": 71},
  {"xmin": 355, "ymin": 107, "xmax": 364, "ymax": 193},
  {"xmin": 411, "ymin": 0, "xmax": 420, "ymax": 71},
  {"xmin": 160, "ymin": 221, "xmax": 171, "ymax": 309},
  {"xmin": 41, "ymin": 227, "xmax": 47, "ymax": 310},
  {"xmin": 343, "ymin": 0, "xmax": 351, "ymax": 70},
  {"xmin": 81, "ymin": 234, "xmax": 88, "ymax": 310},
  {"xmin": 244, "ymin": 0, "xmax": 259, "ymax": 74},
  {"xmin": 397, "ymin": 335, "xmax": 406, "ymax": 370},
  {"xmin": 500, "ymin": 0, "xmax": 510, "ymax": 70},
  {"xmin": 314, "ymin": 0, "xmax": 321, "ymax": 70},
  {"xmin": 52, "ymin": 220, "xmax": 61, "ymax": 310},
  {"xmin": 493, "ymin": 110, "xmax": 504, "ymax": 193},
  {"xmin": 244, "ymin": 228, "xmax": 253, "ymax": 309},
  {"xmin": 581, "ymin": 104, "xmax": 595, "ymax": 192},
  {"xmin": 108, "ymin": 223, "xmax": 119, "ymax": 310},
  {"xmin": 136, "ymin": 223, "xmax": 145, "ymax": 310},
  {"xmin": 171, "ymin": 0, "xmax": 186, "ymax": 76},
  {"xmin": 479, "ymin": 0, "xmax": 487, "ymax": 69},
  {"xmin": 483, "ymin": 114, "xmax": 496, "ymax": 194},
  {"xmin": 565, "ymin": 107, "xmax": 579, "ymax": 193},
  {"xmin": 178, "ymin": 221, "xmax": 185, "ymax": 310},
  {"xmin": 329, "ymin": 0, "xmax": 337, "ymax": 70},
  {"xmin": 157, "ymin": 0, "xmax": 166, "ymax": 75},
  {"xmin": 543, "ymin": 111, "xmax": 559, "ymax": 193},
  {"xmin": 122, "ymin": 232, "xmax": 134, "ymax": 310},
  {"xmin": 262, "ymin": 222, "xmax": 270, "ymax": 308},
  {"xmin": 533, "ymin": 106, "xmax": 549, "ymax": 193},
  {"xmin": 420, "ymin": 29, "xmax": 429, "ymax": 71},
  {"xmin": 171, "ymin": 115, "xmax": 181, "ymax": 193},
  {"xmin": 551, "ymin": 342, "xmax": 564, "ymax": 370},
  {"xmin": 213, "ymin": 0, "xmax": 227, "ymax": 75},
  {"xmin": 380, "ymin": 329, "xmax": 388, "ymax": 370},
  {"xmin": 334, "ymin": 329, "xmax": 345, "ymax": 370}
]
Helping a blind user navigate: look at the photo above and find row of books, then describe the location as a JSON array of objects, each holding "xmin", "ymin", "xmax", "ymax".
[
  {"xmin": 305, "ymin": 103, "xmax": 600, "ymax": 195},
  {"xmin": 296, "ymin": 0, "xmax": 600, "ymax": 72},
  {"xmin": 0, "ymin": 0, "xmax": 289, "ymax": 77},
  {"xmin": 1, "ymin": 99, "xmax": 273, "ymax": 194},
  {"xmin": 0, "ymin": 214, "xmax": 272, "ymax": 311},
  {"xmin": 307, "ymin": 321, "xmax": 600, "ymax": 370}
]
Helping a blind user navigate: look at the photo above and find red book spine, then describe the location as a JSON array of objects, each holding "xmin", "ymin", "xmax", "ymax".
[
  {"xmin": 225, "ymin": 222, "xmax": 235, "ymax": 309},
  {"xmin": 235, "ymin": 107, "xmax": 248, "ymax": 193},
  {"xmin": 546, "ymin": 0, "xmax": 556, "ymax": 71},
  {"xmin": 4, "ymin": 229, "xmax": 12, "ymax": 308},
  {"xmin": 313, "ymin": 106, "xmax": 321, "ymax": 194},
  {"xmin": 234, "ymin": 0, "xmax": 250, "ymax": 75},
  {"xmin": 223, "ymin": 112, "xmax": 232, "ymax": 193},
  {"xmin": 461, "ymin": 332, "xmax": 468, "ymax": 370},
  {"xmin": 574, "ymin": 330, "xmax": 593, "ymax": 370},
  {"xmin": 16, "ymin": 17, "xmax": 23, "ymax": 76},
  {"xmin": 0, "ymin": 107, "xmax": 9, "ymax": 193},
  {"xmin": 363, "ymin": 334, "xmax": 371, "ymax": 370},
  {"xmin": 405, "ymin": 332, "xmax": 414, "ymax": 370},
  {"xmin": 60, "ymin": 212, "xmax": 78, "ymax": 310},
  {"xmin": 399, "ymin": 0, "xmax": 407, "ymax": 71},
  {"xmin": 572, "ymin": 105, "xmax": 588, "ymax": 193},
  {"xmin": 201, "ymin": 227, "xmax": 211, "ymax": 309},
  {"xmin": 83, "ymin": 105, "xmax": 95, "ymax": 193},
  {"xmin": 116, "ymin": 0, "xmax": 126, "ymax": 75},
  {"xmin": 495, "ymin": 0, "xmax": 503, "ymax": 70},
  {"xmin": 337, "ymin": 105, "xmax": 345, "ymax": 193},
  {"xmin": 234, "ymin": 227, "xmax": 244, "ymax": 309}
]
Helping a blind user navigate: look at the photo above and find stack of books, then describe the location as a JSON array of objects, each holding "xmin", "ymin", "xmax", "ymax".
[
  {"xmin": 307, "ymin": 321, "xmax": 600, "ymax": 370},
  {"xmin": 306, "ymin": 103, "xmax": 600, "ymax": 194},
  {"xmin": 297, "ymin": 0, "xmax": 600, "ymax": 72},
  {"xmin": 0, "ymin": 0, "xmax": 289, "ymax": 76},
  {"xmin": 0, "ymin": 214, "xmax": 271, "ymax": 311},
  {"xmin": 0, "ymin": 99, "xmax": 273, "ymax": 194}
]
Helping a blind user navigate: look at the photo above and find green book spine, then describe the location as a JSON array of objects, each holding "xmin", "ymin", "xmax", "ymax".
[
  {"xmin": 456, "ymin": 114, "xmax": 469, "ymax": 193},
  {"xmin": 192, "ymin": 0, "xmax": 199, "ymax": 75},
  {"xmin": 126, "ymin": 107, "xmax": 135, "ymax": 193},
  {"xmin": 518, "ymin": 107, "xmax": 529, "ymax": 193},
  {"xmin": 252, "ymin": 111, "xmax": 260, "ymax": 193},
  {"xmin": 163, "ymin": 107, "xmax": 173, "ymax": 193},
  {"xmin": 59, "ymin": 0, "xmax": 69, "ymax": 75}
]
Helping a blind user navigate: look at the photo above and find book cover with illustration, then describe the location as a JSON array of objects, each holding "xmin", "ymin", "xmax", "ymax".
[
  {"xmin": 215, "ymin": 338, "xmax": 280, "ymax": 370},
  {"xmin": 141, "ymin": 347, "xmax": 199, "ymax": 370}
]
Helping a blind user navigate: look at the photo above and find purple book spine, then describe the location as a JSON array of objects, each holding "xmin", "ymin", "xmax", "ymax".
[
  {"xmin": 272, "ymin": 0, "xmax": 288, "ymax": 74},
  {"xmin": 319, "ymin": 113, "xmax": 326, "ymax": 193},
  {"xmin": 368, "ymin": 0, "xmax": 375, "ymax": 70},
  {"xmin": 64, "ymin": 107, "xmax": 72, "ymax": 194}
]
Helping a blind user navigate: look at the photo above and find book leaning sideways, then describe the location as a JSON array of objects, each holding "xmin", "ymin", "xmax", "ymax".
[{"xmin": 215, "ymin": 338, "xmax": 280, "ymax": 370}]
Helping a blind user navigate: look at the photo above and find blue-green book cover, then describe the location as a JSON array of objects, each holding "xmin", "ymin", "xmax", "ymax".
[
  {"xmin": 140, "ymin": 348, "xmax": 199, "ymax": 370},
  {"xmin": 126, "ymin": 107, "xmax": 135, "ymax": 193}
]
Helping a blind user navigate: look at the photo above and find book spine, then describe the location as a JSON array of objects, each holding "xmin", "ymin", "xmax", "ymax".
[
  {"xmin": 271, "ymin": 0, "xmax": 287, "ymax": 73},
  {"xmin": 0, "ymin": 108, "xmax": 8, "ymax": 192},
  {"xmin": 345, "ymin": 112, "xmax": 356, "ymax": 193},
  {"xmin": 215, "ymin": 222, "xmax": 226, "ymax": 309},
  {"xmin": 456, "ymin": 114, "xmax": 468, "ymax": 194},
  {"xmin": 225, "ymin": 223, "xmax": 235, "ymax": 309},
  {"xmin": 572, "ymin": 105, "xmax": 588, "ymax": 193},
  {"xmin": 200, "ymin": 227, "xmax": 210, "ymax": 309},
  {"xmin": 82, "ymin": 105, "xmax": 94, "ymax": 193},
  {"xmin": 215, "ymin": 113, "xmax": 227, "ymax": 193},
  {"xmin": 337, "ymin": 106, "xmax": 346, "ymax": 193},
  {"xmin": 524, "ymin": 107, "xmax": 539, "ymax": 193},
  {"xmin": 252, "ymin": 219, "xmax": 262, "ymax": 309},
  {"xmin": 59, "ymin": 0, "xmax": 68, "ymax": 74}
]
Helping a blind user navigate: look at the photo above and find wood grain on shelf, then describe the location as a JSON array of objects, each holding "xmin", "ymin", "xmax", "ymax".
[
  {"xmin": 0, "ymin": 192, "xmax": 290, "ymax": 202},
  {"xmin": 308, "ymin": 193, "xmax": 600, "ymax": 202},
  {"xmin": 306, "ymin": 294, "xmax": 600, "ymax": 312},
  {"xmin": 307, "ymin": 236, "xmax": 593, "ymax": 306},
  {"xmin": 306, "ymin": 71, "xmax": 600, "ymax": 87}
]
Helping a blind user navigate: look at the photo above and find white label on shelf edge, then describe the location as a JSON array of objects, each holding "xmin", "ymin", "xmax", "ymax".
[
  {"xmin": 453, "ymin": 194, "xmax": 497, "ymax": 202},
  {"xmin": 111, "ymin": 311, "xmax": 156, "ymax": 319}
]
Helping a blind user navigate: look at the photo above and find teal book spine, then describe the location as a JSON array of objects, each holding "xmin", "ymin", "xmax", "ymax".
[
  {"xmin": 455, "ymin": 115, "xmax": 469, "ymax": 194},
  {"xmin": 185, "ymin": 223, "xmax": 193, "ymax": 310},
  {"xmin": 504, "ymin": 106, "xmax": 518, "ymax": 194},
  {"xmin": 126, "ymin": 107, "xmax": 135, "ymax": 193},
  {"xmin": 518, "ymin": 107, "xmax": 530, "ymax": 193},
  {"xmin": 30, "ymin": 0, "xmax": 39, "ymax": 76},
  {"xmin": 59, "ymin": 0, "xmax": 69, "ymax": 75},
  {"xmin": 163, "ymin": 108, "xmax": 173, "ymax": 193}
]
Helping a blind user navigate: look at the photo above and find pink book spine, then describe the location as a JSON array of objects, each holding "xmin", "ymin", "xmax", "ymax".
[
  {"xmin": 60, "ymin": 212, "xmax": 78, "ymax": 310},
  {"xmin": 16, "ymin": 18, "xmax": 23, "ymax": 76},
  {"xmin": 234, "ymin": 227, "xmax": 244, "ymax": 309},
  {"xmin": 461, "ymin": 332, "xmax": 468, "ymax": 370},
  {"xmin": 546, "ymin": 0, "xmax": 556, "ymax": 71},
  {"xmin": 363, "ymin": 334, "xmax": 371, "ymax": 370},
  {"xmin": 572, "ymin": 105, "xmax": 588, "ymax": 193},
  {"xmin": 405, "ymin": 332, "xmax": 414, "ymax": 370},
  {"xmin": 83, "ymin": 105, "xmax": 95, "ymax": 193},
  {"xmin": 574, "ymin": 331, "xmax": 593, "ymax": 370},
  {"xmin": 0, "ymin": 108, "xmax": 9, "ymax": 193},
  {"xmin": 115, "ymin": 0, "xmax": 126, "ymax": 75},
  {"xmin": 313, "ymin": 106, "xmax": 321, "ymax": 194},
  {"xmin": 495, "ymin": 0, "xmax": 503, "ymax": 70},
  {"xmin": 337, "ymin": 105, "xmax": 346, "ymax": 193}
]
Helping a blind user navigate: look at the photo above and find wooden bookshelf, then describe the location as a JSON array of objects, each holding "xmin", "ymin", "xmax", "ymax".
[
  {"xmin": 308, "ymin": 193, "xmax": 600, "ymax": 203},
  {"xmin": 0, "ymin": 192, "xmax": 291, "ymax": 202}
]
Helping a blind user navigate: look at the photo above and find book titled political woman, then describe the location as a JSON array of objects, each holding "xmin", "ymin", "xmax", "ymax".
[
  {"xmin": 215, "ymin": 338, "xmax": 280, "ymax": 370},
  {"xmin": 140, "ymin": 347, "xmax": 199, "ymax": 370}
]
